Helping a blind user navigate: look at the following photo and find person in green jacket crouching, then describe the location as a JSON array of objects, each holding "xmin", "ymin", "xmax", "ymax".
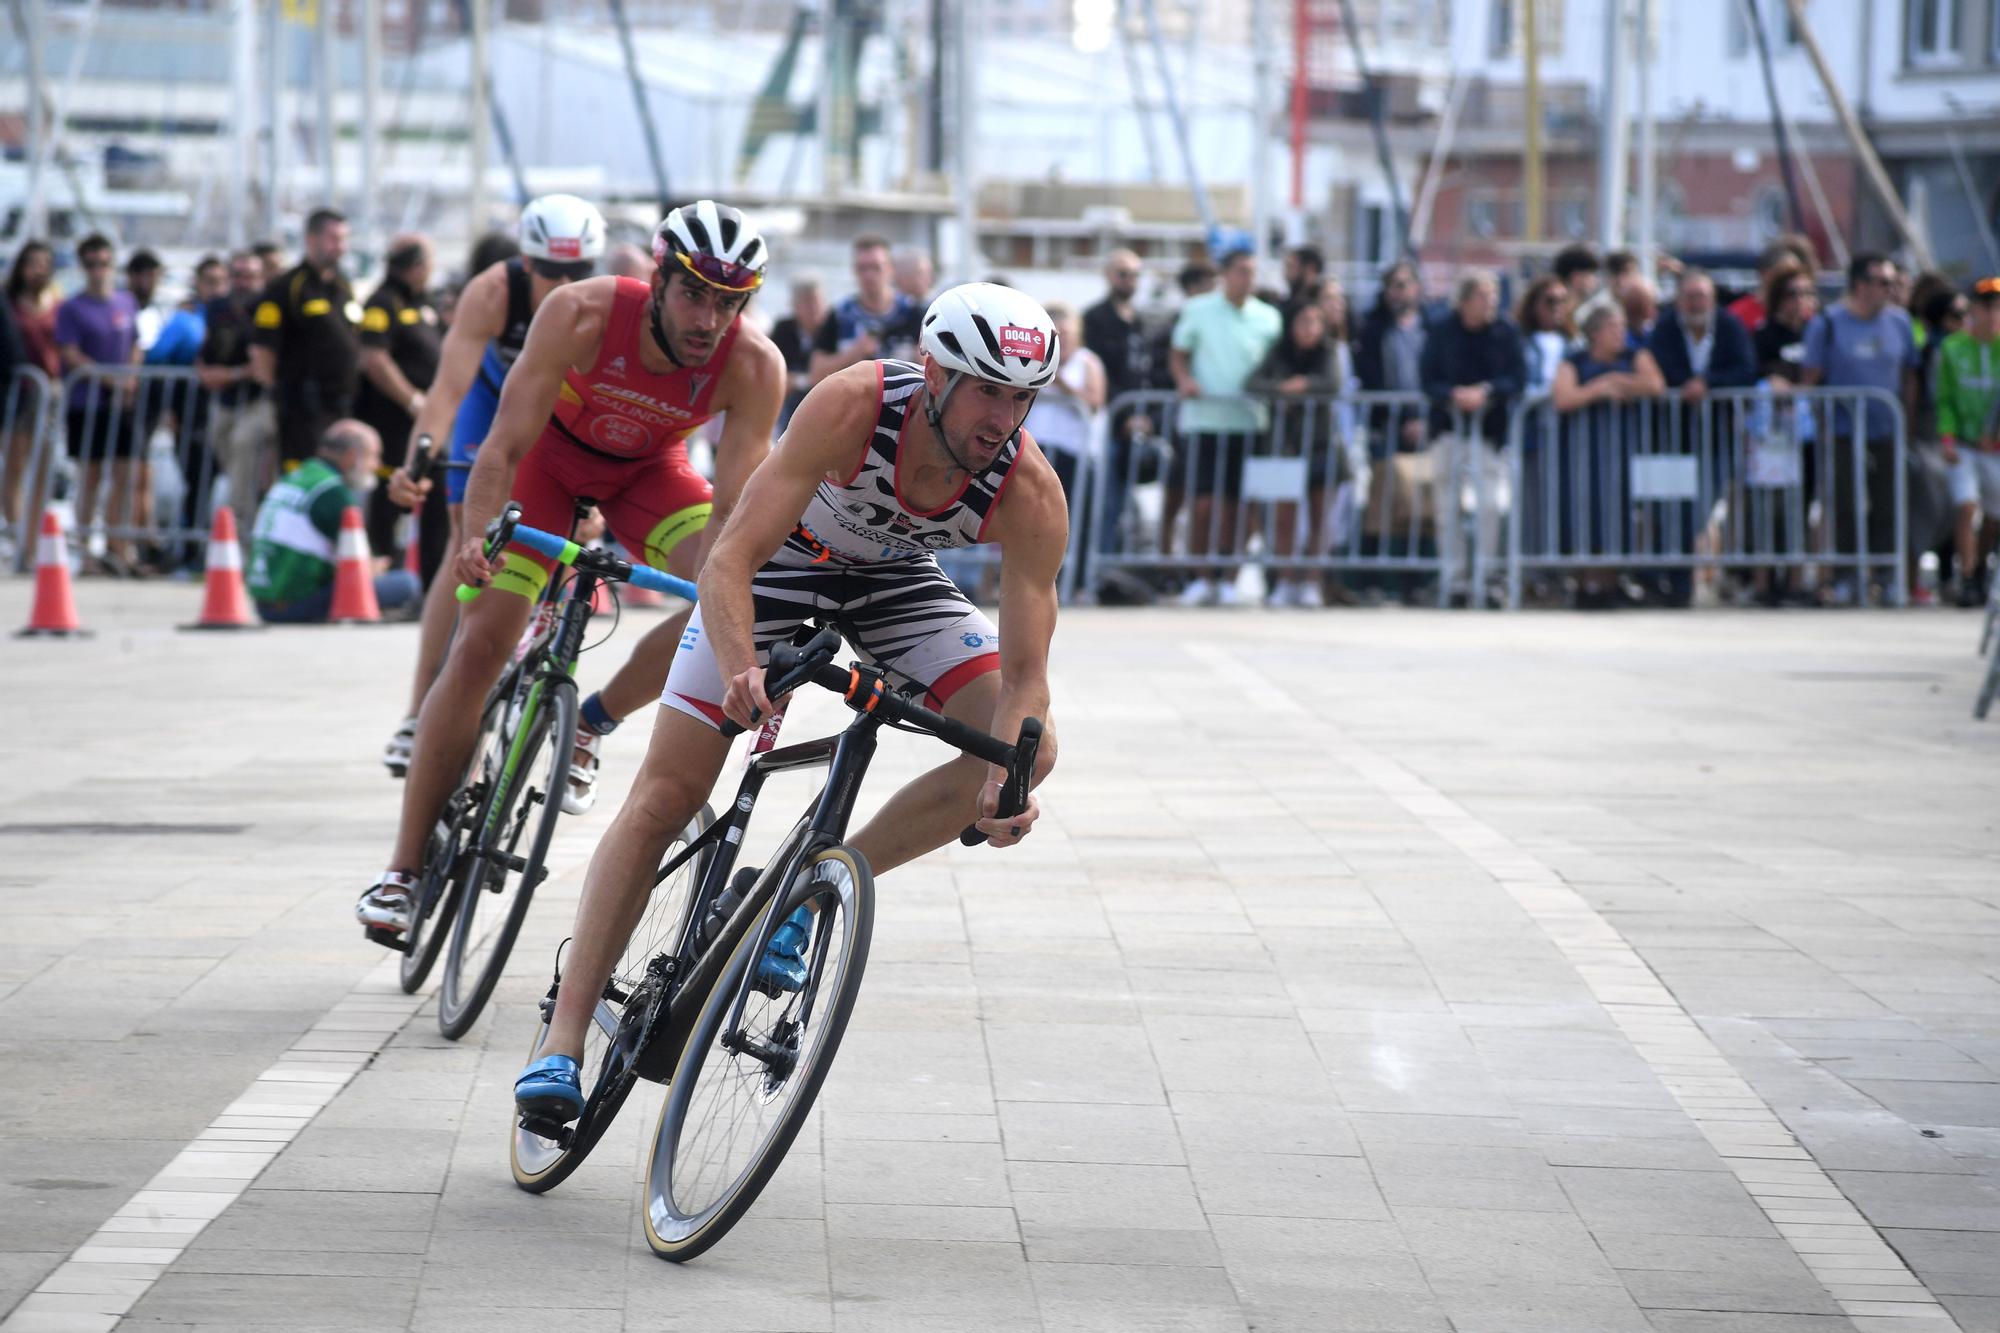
[{"xmin": 249, "ymin": 418, "xmax": 422, "ymax": 622}]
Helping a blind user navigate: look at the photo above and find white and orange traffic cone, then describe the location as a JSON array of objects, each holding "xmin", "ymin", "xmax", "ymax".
[
  {"xmin": 181, "ymin": 507, "xmax": 260, "ymax": 630},
  {"xmin": 329, "ymin": 505, "xmax": 382, "ymax": 624},
  {"xmin": 15, "ymin": 508, "xmax": 88, "ymax": 638}
]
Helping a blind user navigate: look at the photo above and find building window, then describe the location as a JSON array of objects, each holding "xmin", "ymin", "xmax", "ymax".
[
  {"xmin": 1908, "ymin": 0, "xmax": 1961, "ymax": 64},
  {"xmin": 1730, "ymin": 0, "xmax": 1805, "ymax": 57},
  {"xmin": 1488, "ymin": 0, "xmax": 1563, "ymax": 59}
]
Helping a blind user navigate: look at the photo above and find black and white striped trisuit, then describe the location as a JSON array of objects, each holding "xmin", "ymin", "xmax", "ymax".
[{"xmin": 662, "ymin": 360, "xmax": 1021, "ymax": 729}]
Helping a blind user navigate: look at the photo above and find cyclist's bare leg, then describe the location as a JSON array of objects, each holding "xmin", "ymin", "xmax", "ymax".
[
  {"xmin": 847, "ymin": 672, "xmax": 1058, "ymax": 875},
  {"xmin": 387, "ymin": 582, "xmax": 536, "ymax": 872},
  {"xmin": 404, "ymin": 504, "xmax": 465, "ymax": 718},
  {"xmin": 541, "ymin": 705, "xmax": 733, "ymax": 1061}
]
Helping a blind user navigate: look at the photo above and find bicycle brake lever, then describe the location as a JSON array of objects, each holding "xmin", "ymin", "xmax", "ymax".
[{"xmin": 960, "ymin": 717, "xmax": 1042, "ymax": 847}]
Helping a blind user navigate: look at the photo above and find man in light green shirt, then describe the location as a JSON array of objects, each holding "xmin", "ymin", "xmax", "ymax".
[
  {"xmin": 250, "ymin": 419, "xmax": 421, "ymax": 621},
  {"xmin": 1168, "ymin": 250, "xmax": 1281, "ymax": 605},
  {"xmin": 1938, "ymin": 279, "xmax": 2000, "ymax": 606}
]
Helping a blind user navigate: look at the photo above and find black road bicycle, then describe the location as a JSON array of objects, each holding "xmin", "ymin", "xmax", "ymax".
[
  {"xmin": 503, "ymin": 543, "xmax": 1040, "ymax": 1263},
  {"xmin": 392, "ymin": 502, "xmax": 696, "ymax": 1041}
]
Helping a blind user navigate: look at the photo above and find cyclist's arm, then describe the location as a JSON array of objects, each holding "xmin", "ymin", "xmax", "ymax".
[
  {"xmin": 404, "ymin": 265, "xmax": 506, "ymax": 481},
  {"xmin": 984, "ymin": 437, "xmax": 1065, "ymax": 742},
  {"xmin": 455, "ymin": 282, "xmax": 606, "ymax": 586},
  {"xmin": 689, "ymin": 326, "xmax": 786, "ymax": 572},
  {"xmin": 701, "ymin": 364, "xmax": 880, "ymax": 721}
]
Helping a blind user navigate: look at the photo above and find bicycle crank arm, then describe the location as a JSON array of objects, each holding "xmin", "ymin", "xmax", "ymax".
[{"xmin": 516, "ymin": 1114, "xmax": 574, "ymax": 1149}]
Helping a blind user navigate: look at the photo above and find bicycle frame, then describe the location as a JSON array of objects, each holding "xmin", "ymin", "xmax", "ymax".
[
  {"xmin": 629, "ymin": 687, "xmax": 894, "ymax": 1083},
  {"xmin": 478, "ymin": 566, "xmax": 599, "ymax": 846}
]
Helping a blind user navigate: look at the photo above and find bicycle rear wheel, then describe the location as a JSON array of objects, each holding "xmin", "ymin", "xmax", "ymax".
[
  {"xmin": 642, "ymin": 845, "xmax": 873, "ymax": 1262},
  {"xmin": 400, "ymin": 689, "xmax": 509, "ymax": 993},
  {"xmin": 437, "ymin": 677, "xmax": 577, "ymax": 1039},
  {"xmin": 512, "ymin": 805, "xmax": 713, "ymax": 1193}
]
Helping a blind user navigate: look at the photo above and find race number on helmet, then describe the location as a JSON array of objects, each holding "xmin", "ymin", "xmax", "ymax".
[
  {"xmin": 919, "ymin": 283, "xmax": 1061, "ymax": 390},
  {"xmin": 520, "ymin": 194, "xmax": 608, "ymax": 262}
]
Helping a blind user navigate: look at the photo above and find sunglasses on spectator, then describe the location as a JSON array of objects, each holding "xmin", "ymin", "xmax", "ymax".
[
  {"xmin": 1785, "ymin": 285, "xmax": 1815, "ymax": 298},
  {"xmin": 1539, "ymin": 293, "xmax": 1566, "ymax": 306},
  {"xmin": 81, "ymin": 258, "xmax": 111, "ymax": 270}
]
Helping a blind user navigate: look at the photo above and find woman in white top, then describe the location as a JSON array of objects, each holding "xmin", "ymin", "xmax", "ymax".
[
  {"xmin": 1022, "ymin": 302, "xmax": 1106, "ymax": 549},
  {"xmin": 1516, "ymin": 275, "xmax": 1573, "ymax": 399}
]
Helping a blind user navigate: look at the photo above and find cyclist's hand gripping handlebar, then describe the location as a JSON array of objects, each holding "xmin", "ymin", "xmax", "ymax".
[
  {"xmin": 719, "ymin": 627, "xmax": 844, "ymax": 739},
  {"xmin": 454, "ymin": 502, "xmax": 524, "ymax": 603},
  {"xmin": 960, "ymin": 716, "xmax": 1041, "ymax": 847}
]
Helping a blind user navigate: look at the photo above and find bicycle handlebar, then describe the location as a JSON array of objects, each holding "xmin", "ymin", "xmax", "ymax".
[
  {"xmin": 454, "ymin": 502, "xmax": 698, "ymax": 604},
  {"xmin": 725, "ymin": 627, "xmax": 1040, "ymax": 848}
]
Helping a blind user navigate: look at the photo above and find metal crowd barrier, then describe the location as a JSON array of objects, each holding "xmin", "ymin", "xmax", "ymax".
[
  {"xmin": 18, "ymin": 364, "xmax": 220, "ymax": 573},
  {"xmin": 1087, "ymin": 389, "xmax": 1494, "ymax": 607},
  {"xmin": 4, "ymin": 364, "xmax": 58, "ymax": 568},
  {"xmin": 1504, "ymin": 386, "xmax": 1909, "ymax": 608}
]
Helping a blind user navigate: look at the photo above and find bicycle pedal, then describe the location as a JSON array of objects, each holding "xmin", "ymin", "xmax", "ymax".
[
  {"xmin": 364, "ymin": 925, "xmax": 408, "ymax": 954},
  {"xmin": 517, "ymin": 1114, "xmax": 574, "ymax": 1149}
]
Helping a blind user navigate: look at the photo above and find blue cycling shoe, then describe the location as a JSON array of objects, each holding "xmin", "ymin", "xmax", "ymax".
[
  {"xmin": 515, "ymin": 1054, "xmax": 584, "ymax": 1123},
  {"xmin": 754, "ymin": 906, "xmax": 815, "ymax": 995}
]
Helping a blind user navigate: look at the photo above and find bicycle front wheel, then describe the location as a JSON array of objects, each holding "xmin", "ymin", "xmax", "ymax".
[
  {"xmin": 643, "ymin": 845, "xmax": 873, "ymax": 1262},
  {"xmin": 511, "ymin": 804, "xmax": 714, "ymax": 1193},
  {"xmin": 437, "ymin": 677, "xmax": 577, "ymax": 1040}
]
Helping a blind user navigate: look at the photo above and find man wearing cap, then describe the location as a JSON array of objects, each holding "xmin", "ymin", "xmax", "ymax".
[{"xmin": 1938, "ymin": 278, "xmax": 2000, "ymax": 607}]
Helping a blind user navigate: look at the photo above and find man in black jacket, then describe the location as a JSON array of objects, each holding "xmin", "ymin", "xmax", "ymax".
[
  {"xmin": 1418, "ymin": 271, "xmax": 1525, "ymax": 603},
  {"xmin": 1083, "ymin": 249, "xmax": 1152, "ymax": 568},
  {"xmin": 1646, "ymin": 269, "xmax": 1759, "ymax": 605}
]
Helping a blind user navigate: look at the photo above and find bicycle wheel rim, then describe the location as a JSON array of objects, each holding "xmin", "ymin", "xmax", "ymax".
[
  {"xmin": 408, "ymin": 687, "xmax": 514, "ymax": 990},
  {"xmin": 643, "ymin": 846, "xmax": 872, "ymax": 1260},
  {"xmin": 439, "ymin": 681, "xmax": 574, "ymax": 1037},
  {"xmin": 512, "ymin": 805, "xmax": 713, "ymax": 1190}
]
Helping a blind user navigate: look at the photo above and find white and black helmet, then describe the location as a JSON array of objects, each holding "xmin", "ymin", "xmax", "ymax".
[
  {"xmin": 653, "ymin": 200, "xmax": 769, "ymax": 291},
  {"xmin": 919, "ymin": 283, "xmax": 1061, "ymax": 390},
  {"xmin": 519, "ymin": 193, "xmax": 607, "ymax": 263}
]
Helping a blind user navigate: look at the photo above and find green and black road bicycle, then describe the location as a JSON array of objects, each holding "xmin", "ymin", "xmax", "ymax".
[{"xmin": 393, "ymin": 501, "xmax": 696, "ymax": 1041}]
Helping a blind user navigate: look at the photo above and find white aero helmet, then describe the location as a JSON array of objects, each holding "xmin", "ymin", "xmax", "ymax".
[
  {"xmin": 920, "ymin": 282, "xmax": 1061, "ymax": 389},
  {"xmin": 519, "ymin": 193, "xmax": 607, "ymax": 263},
  {"xmin": 652, "ymin": 200, "xmax": 769, "ymax": 292}
]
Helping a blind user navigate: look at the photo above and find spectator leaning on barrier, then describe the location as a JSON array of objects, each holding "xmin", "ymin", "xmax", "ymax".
[
  {"xmin": 1084, "ymin": 249, "xmax": 1155, "ymax": 564},
  {"xmin": 252, "ymin": 208, "xmax": 362, "ymax": 470},
  {"xmin": 1936, "ymin": 279, "xmax": 2000, "ymax": 608},
  {"xmin": 1517, "ymin": 275, "xmax": 1573, "ymax": 399},
  {"xmin": 1421, "ymin": 271, "xmax": 1524, "ymax": 602},
  {"xmin": 248, "ymin": 418, "xmax": 420, "ymax": 623},
  {"xmin": 809, "ymin": 234, "xmax": 922, "ymax": 384},
  {"xmin": 1354, "ymin": 260, "xmax": 1430, "ymax": 456},
  {"xmin": 5, "ymin": 241, "xmax": 63, "ymax": 535},
  {"xmin": 1249, "ymin": 297, "xmax": 1343, "ymax": 608},
  {"xmin": 1754, "ymin": 261, "xmax": 1818, "ymax": 382},
  {"xmin": 771, "ymin": 276, "xmax": 826, "ymax": 431},
  {"xmin": 1169, "ymin": 248, "xmax": 1281, "ymax": 606},
  {"xmin": 1801, "ymin": 252, "xmax": 1920, "ymax": 598},
  {"xmin": 1549, "ymin": 304, "xmax": 1667, "ymax": 608},
  {"xmin": 354, "ymin": 234, "xmax": 441, "ymax": 563},
  {"xmin": 55, "ymin": 233, "xmax": 143, "ymax": 576},
  {"xmin": 200, "ymin": 251, "xmax": 275, "ymax": 542},
  {"xmin": 1647, "ymin": 270, "xmax": 1758, "ymax": 606}
]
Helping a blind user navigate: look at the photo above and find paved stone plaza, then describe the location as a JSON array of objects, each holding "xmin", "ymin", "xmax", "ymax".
[{"xmin": 2, "ymin": 582, "xmax": 1996, "ymax": 1332}]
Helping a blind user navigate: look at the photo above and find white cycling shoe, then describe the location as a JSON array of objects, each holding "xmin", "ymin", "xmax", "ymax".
[
  {"xmin": 563, "ymin": 727, "xmax": 603, "ymax": 816},
  {"xmin": 356, "ymin": 872, "xmax": 417, "ymax": 949},
  {"xmin": 382, "ymin": 716, "xmax": 417, "ymax": 778}
]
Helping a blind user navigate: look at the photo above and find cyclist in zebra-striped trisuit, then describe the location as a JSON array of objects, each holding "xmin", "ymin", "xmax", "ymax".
[{"xmin": 516, "ymin": 282, "xmax": 1068, "ymax": 1124}]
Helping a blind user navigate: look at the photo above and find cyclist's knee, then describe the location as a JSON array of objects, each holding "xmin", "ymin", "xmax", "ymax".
[{"xmin": 623, "ymin": 766, "xmax": 708, "ymax": 841}]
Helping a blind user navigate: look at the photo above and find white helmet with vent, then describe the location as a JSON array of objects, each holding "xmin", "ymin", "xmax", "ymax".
[
  {"xmin": 519, "ymin": 193, "xmax": 607, "ymax": 263},
  {"xmin": 919, "ymin": 283, "xmax": 1060, "ymax": 390},
  {"xmin": 652, "ymin": 200, "xmax": 769, "ymax": 291}
]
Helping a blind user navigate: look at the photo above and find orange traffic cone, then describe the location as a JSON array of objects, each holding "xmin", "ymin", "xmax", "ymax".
[
  {"xmin": 328, "ymin": 505, "xmax": 382, "ymax": 623},
  {"xmin": 181, "ymin": 507, "xmax": 261, "ymax": 630},
  {"xmin": 15, "ymin": 508, "xmax": 88, "ymax": 638}
]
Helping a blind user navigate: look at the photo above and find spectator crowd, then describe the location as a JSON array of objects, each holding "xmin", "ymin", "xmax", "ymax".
[{"xmin": 6, "ymin": 214, "xmax": 1997, "ymax": 613}]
